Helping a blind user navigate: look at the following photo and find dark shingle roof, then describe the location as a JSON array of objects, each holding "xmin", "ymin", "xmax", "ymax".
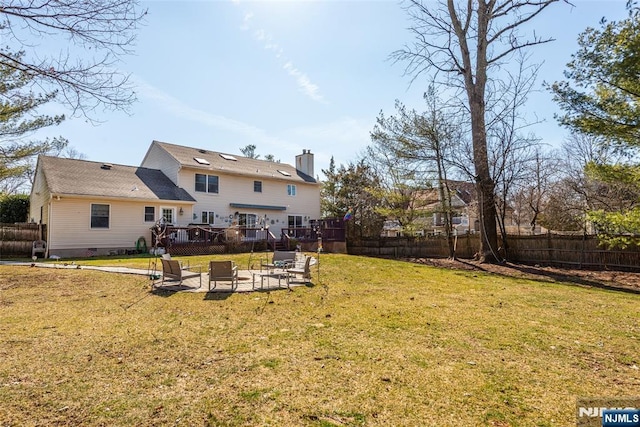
[
  {"xmin": 150, "ymin": 140, "xmax": 317, "ymax": 184},
  {"xmin": 39, "ymin": 156, "xmax": 196, "ymax": 202}
]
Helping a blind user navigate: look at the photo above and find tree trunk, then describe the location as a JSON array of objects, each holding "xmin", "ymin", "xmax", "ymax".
[
  {"xmin": 471, "ymin": 107, "xmax": 500, "ymax": 263},
  {"xmin": 456, "ymin": 1, "xmax": 499, "ymax": 263},
  {"xmin": 467, "ymin": 71, "xmax": 499, "ymax": 261}
]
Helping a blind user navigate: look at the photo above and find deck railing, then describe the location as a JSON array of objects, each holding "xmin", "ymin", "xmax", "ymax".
[
  {"xmin": 150, "ymin": 223, "xmax": 346, "ymax": 254},
  {"xmin": 281, "ymin": 226, "xmax": 346, "ymax": 242},
  {"xmin": 152, "ymin": 225, "xmax": 276, "ymax": 246}
]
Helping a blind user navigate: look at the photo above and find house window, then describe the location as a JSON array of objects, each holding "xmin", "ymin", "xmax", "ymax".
[
  {"xmin": 144, "ymin": 206, "xmax": 155, "ymax": 222},
  {"xmin": 195, "ymin": 174, "xmax": 206, "ymax": 192},
  {"xmin": 195, "ymin": 173, "xmax": 219, "ymax": 193},
  {"xmin": 288, "ymin": 215, "xmax": 303, "ymax": 228},
  {"xmin": 287, "ymin": 184, "xmax": 296, "ymax": 196},
  {"xmin": 201, "ymin": 211, "xmax": 215, "ymax": 224},
  {"xmin": 90, "ymin": 204, "xmax": 110, "ymax": 229},
  {"xmin": 162, "ymin": 208, "xmax": 174, "ymax": 224},
  {"xmin": 254, "ymin": 181, "xmax": 262, "ymax": 193}
]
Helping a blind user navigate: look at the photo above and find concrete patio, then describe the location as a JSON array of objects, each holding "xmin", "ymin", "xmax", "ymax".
[
  {"xmin": 0, "ymin": 261, "xmax": 311, "ymax": 293},
  {"xmin": 152, "ymin": 269, "xmax": 308, "ymax": 293}
]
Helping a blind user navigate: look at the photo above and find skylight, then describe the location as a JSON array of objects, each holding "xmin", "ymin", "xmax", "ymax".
[
  {"xmin": 277, "ymin": 170, "xmax": 291, "ymax": 177},
  {"xmin": 219, "ymin": 154, "xmax": 237, "ymax": 161},
  {"xmin": 194, "ymin": 157, "xmax": 210, "ymax": 165}
]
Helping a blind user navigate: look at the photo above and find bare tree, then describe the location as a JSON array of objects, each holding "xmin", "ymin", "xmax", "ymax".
[
  {"xmin": 562, "ymin": 132, "xmax": 625, "ymax": 172},
  {"xmin": 509, "ymin": 148, "xmax": 561, "ymax": 234},
  {"xmin": 392, "ymin": 0, "xmax": 568, "ymax": 262},
  {"xmin": 485, "ymin": 54, "xmax": 547, "ymax": 252},
  {"xmin": 0, "ymin": 0, "xmax": 147, "ymax": 117},
  {"xmin": 558, "ymin": 133, "xmax": 639, "ymax": 229},
  {"xmin": 539, "ymin": 132, "xmax": 637, "ymax": 233}
]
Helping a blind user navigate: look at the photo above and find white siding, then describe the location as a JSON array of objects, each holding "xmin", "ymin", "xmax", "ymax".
[
  {"xmin": 178, "ymin": 168, "xmax": 320, "ymax": 234},
  {"xmin": 140, "ymin": 144, "xmax": 182, "ymax": 185},
  {"xmin": 29, "ymin": 162, "xmax": 51, "ymax": 226},
  {"xmin": 46, "ymin": 197, "xmax": 182, "ymax": 256}
]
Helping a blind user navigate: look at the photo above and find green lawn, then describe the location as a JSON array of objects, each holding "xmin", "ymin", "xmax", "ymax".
[{"xmin": 0, "ymin": 254, "xmax": 638, "ymax": 426}]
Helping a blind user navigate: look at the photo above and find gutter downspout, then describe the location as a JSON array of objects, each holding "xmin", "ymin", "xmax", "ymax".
[{"xmin": 46, "ymin": 194, "xmax": 53, "ymax": 258}]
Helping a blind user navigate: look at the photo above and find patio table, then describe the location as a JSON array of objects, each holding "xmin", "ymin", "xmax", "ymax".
[{"xmin": 252, "ymin": 270, "xmax": 289, "ymax": 290}]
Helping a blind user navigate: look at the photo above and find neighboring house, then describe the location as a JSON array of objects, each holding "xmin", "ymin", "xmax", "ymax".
[
  {"xmin": 29, "ymin": 141, "xmax": 321, "ymax": 257},
  {"xmin": 421, "ymin": 188, "xmax": 476, "ymax": 235},
  {"xmin": 384, "ymin": 181, "xmax": 480, "ymax": 237},
  {"xmin": 424, "ymin": 180, "xmax": 518, "ymax": 235}
]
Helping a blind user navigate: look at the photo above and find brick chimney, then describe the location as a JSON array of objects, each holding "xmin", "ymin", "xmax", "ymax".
[{"xmin": 295, "ymin": 149, "xmax": 314, "ymax": 178}]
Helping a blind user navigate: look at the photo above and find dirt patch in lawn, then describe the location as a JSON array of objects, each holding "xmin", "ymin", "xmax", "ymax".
[{"xmin": 405, "ymin": 257, "xmax": 640, "ymax": 294}]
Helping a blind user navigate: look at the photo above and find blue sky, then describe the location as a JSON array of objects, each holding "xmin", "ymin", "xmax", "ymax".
[{"xmin": 34, "ymin": 0, "xmax": 630, "ymax": 178}]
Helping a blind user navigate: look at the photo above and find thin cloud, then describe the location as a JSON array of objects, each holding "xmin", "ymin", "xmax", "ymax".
[
  {"xmin": 240, "ymin": 12, "xmax": 252, "ymax": 30},
  {"xmin": 235, "ymin": 2, "xmax": 326, "ymax": 103},
  {"xmin": 283, "ymin": 62, "xmax": 323, "ymax": 102}
]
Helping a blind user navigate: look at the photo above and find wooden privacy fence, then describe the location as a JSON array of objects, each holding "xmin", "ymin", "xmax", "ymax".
[
  {"xmin": 505, "ymin": 234, "xmax": 640, "ymax": 271},
  {"xmin": 349, "ymin": 234, "xmax": 479, "ymax": 260},
  {"xmin": 348, "ymin": 233, "xmax": 640, "ymax": 271},
  {"xmin": 0, "ymin": 223, "xmax": 45, "ymax": 258}
]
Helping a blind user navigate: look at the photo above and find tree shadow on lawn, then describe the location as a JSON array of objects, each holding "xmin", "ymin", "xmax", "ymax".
[{"xmin": 456, "ymin": 259, "xmax": 640, "ymax": 295}]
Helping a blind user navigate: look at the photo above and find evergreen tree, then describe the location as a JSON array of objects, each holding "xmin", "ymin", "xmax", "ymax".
[
  {"xmin": 321, "ymin": 158, "xmax": 385, "ymax": 239},
  {"xmin": 551, "ymin": 3, "xmax": 640, "ymax": 246},
  {"xmin": 551, "ymin": 3, "xmax": 640, "ymax": 147},
  {"xmin": 0, "ymin": 194, "xmax": 29, "ymax": 223},
  {"xmin": 0, "ymin": 59, "xmax": 67, "ymax": 193}
]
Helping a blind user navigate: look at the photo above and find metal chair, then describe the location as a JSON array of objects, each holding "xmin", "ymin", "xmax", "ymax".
[
  {"xmin": 208, "ymin": 260, "xmax": 238, "ymax": 291},
  {"xmin": 158, "ymin": 258, "xmax": 201, "ymax": 288},
  {"xmin": 286, "ymin": 255, "xmax": 312, "ymax": 285},
  {"xmin": 261, "ymin": 250, "xmax": 296, "ymax": 271}
]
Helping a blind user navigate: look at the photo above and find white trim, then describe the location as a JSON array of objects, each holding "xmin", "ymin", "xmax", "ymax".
[{"xmin": 160, "ymin": 206, "xmax": 176, "ymax": 225}]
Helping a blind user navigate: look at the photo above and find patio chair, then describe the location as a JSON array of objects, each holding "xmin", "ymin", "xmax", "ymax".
[
  {"xmin": 32, "ymin": 240, "xmax": 46, "ymax": 259},
  {"xmin": 286, "ymin": 255, "xmax": 312, "ymax": 285},
  {"xmin": 162, "ymin": 252, "xmax": 189, "ymax": 267},
  {"xmin": 261, "ymin": 250, "xmax": 296, "ymax": 271},
  {"xmin": 208, "ymin": 260, "xmax": 239, "ymax": 291},
  {"xmin": 159, "ymin": 258, "xmax": 201, "ymax": 288}
]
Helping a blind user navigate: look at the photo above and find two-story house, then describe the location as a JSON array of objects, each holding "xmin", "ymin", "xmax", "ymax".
[{"xmin": 29, "ymin": 141, "xmax": 321, "ymax": 257}]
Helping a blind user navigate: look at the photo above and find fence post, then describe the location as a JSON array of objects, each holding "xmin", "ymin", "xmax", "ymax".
[{"xmin": 580, "ymin": 232, "xmax": 586, "ymax": 269}]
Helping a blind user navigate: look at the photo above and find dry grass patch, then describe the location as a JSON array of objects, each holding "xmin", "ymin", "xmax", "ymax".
[{"xmin": 0, "ymin": 254, "xmax": 638, "ymax": 426}]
